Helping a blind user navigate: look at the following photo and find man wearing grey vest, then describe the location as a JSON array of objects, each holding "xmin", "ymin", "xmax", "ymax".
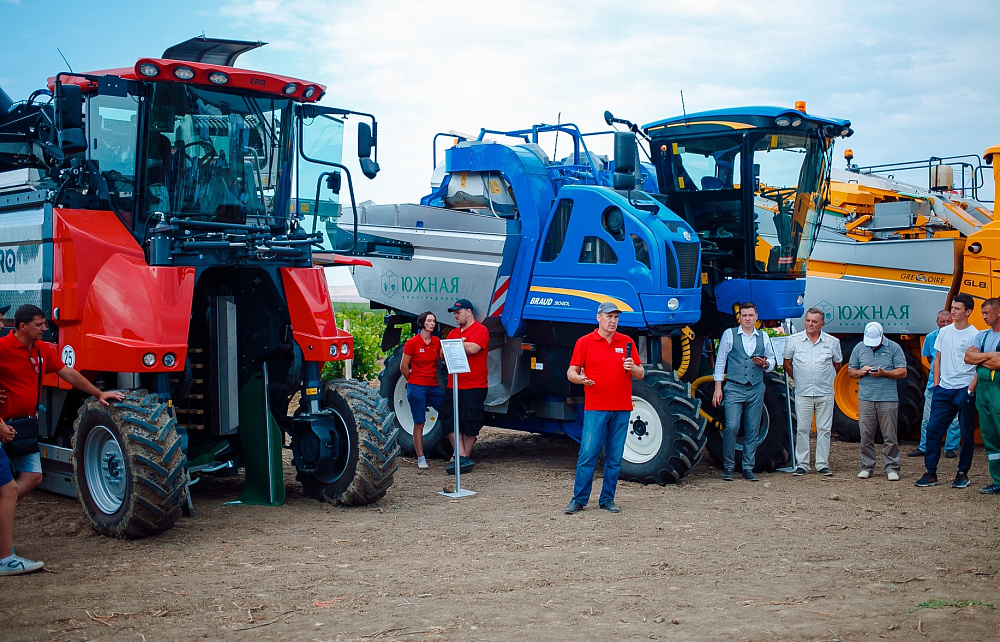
[{"xmin": 712, "ymin": 302, "xmax": 777, "ymax": 481}]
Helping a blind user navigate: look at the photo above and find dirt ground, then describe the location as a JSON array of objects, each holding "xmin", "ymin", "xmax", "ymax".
[{"xmin": 3, "ymin": 429, "xmax": 999, "ymax": 641}]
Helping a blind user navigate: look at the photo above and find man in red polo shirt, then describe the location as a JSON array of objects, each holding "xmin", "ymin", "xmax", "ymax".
[
  {"xmin": 564, "ymin": 302, "xmax": 644, "ymax": 514},
  {"xmin": 439, "ymin": 299, "xmax": 489, "ymax": 475},
  {"xmin": 1, "ymin": 305, "xmax": 124, "ymax": 502}
]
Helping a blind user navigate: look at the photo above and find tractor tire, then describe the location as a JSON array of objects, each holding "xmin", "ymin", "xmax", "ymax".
[
  {"xmin": 832, "ymin": 335, "xmax": 863, "ymax": 441},
  {"xmin": 895, "ymin": 351, "xmax": 926, "ymax": 441},
  {"xmin": 703, "ymin": 372, "xmax": 794, "ymax": 472},
  {"xmin": 378, "ymin": 346, "xmax": 446, "ymax": 458},
  {"xmin": 619, "ymin": 370, "xmax": 707, "ymax": 485},
  {"xmin": 297, "ymin": 379, "xmax": 399, "ymax": 505},
  {"xmin": 832, "ymin": 336, "xmax": 925, "ymax": 443},
  {"xmin": 72, "ymin": 390, "xmax": 186, "ymax": 539}
]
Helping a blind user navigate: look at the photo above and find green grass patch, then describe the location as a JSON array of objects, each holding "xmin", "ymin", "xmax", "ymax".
[{"xmin": 909, "ymin": 599, "xmax": 995, "ymax": 613}]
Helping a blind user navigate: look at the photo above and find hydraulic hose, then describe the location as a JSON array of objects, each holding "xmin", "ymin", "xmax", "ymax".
[
  {"xmin": 675, "ymin": 333, "xmax": 692, "ymax": 378},
  {"xmin": 691, "ymin": 375, "xmax": 724, "ymax": 431}
]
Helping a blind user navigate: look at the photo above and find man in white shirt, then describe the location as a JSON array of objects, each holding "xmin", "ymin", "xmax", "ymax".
[
  {"xmin": 915, "ymin": 294, "xmax": 980, "ymax": 489},
  {"xmin": 712, "ymin": 302, "xmax": 776, "ymax": 482},
  {"xmin": 783, "ymin": 308, "xmax": 843, "ymax": 476}
]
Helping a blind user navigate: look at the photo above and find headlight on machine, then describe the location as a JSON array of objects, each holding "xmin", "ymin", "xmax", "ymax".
[
  {"xmin": 341, "ymin": 343, "xmax": 350, "ymax": 356},
  {"xmin": 667, "ymin": 298, "xmax": 680, "ymax": 311},
  {"xmin": 142, "ymin": 352, "xmax": 156, "ymax": 367},
  {"xmin": 162, "ymin": 353, "xmax": 176, "ymax": 368}
]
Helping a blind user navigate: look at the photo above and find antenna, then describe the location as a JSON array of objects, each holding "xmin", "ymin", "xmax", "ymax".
[
  {"xmin": 552, "ymin": 112, "xmax": 561, "ymax": 161},
  {"xmin": 57, "ymin": 48, "xmax": 74, "ymax": 73},
  {"xmin": 680, "ymin": 90, "xmax": 688, "ymax": 127}
]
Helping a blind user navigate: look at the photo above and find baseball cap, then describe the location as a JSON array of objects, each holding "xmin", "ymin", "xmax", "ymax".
[
  {"xmin": 863, "ymin": 321, "xmax": 884, "ymax": 347},
  {"xmin": 597, "ymin": 302, "xmax": 620, "ymax": 314},
  {"xmin": 448, "ymin": 299, "xmax": 475, "ymax": 313}
]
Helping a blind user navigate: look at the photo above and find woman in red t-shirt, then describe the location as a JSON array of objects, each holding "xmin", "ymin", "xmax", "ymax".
[{"xmin": 401, "ymin": 311, "xmax": 444, "ymax": 469}]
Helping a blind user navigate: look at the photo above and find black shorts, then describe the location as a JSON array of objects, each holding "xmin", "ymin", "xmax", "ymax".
[{"xmin": 439, "ymin": 387, "xmax": 488, "ymax": 437}]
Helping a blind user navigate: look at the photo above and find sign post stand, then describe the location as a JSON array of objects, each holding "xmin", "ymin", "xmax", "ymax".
[
  {"xmin": 439, "ymin": 339, "xmax": 475, "ymax": 498},
  {"xmin": 770, "ymin": 332, "xmax": 797, "ymax": 473}
]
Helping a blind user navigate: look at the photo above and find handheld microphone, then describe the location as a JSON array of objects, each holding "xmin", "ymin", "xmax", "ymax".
[{"xmin": 626, "ymin": 343, "xmax": 632, "ymax": 359}]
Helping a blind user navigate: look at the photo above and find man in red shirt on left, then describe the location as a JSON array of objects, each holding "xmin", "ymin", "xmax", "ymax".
[
  {"xmin": 1, "ymin": 305, "xmax": 124, "ymax": 574},
  {"xmin": 0, "ymin": 304, "xmax": 125, "ymax": 526}
]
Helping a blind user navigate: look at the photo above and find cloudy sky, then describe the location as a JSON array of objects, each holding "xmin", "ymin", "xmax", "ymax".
[{"xmin": 2, "ymin": 0, "xmax": 998, "ymax": 208}]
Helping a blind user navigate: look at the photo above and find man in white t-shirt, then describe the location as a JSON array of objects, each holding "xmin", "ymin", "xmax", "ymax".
[{"xmin": 915, "ymin": 294, "xmax": 980, "ymax": 489}]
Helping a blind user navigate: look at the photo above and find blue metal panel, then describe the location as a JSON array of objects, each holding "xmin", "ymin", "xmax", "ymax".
[
  {"xmin": 438, "ymin": 143, "xmax": 555, "ymax": 337},
  {"xmin": 714, "ymin": 277, "xmax": 805, "ymax": 321},
  {"xmin": 526, "ymin": 184, "xmax": 700, "ymax": 328}
]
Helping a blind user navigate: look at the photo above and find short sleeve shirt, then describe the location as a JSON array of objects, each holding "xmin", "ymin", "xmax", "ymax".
[
  {"xmin": 974, "ymin": 328, "xmax": 1000, "ymax": 354},
  {"xmin": 934, "ymin": 323, "xmax": 978, "ymax": 389},
  {"xmin": 402, "ymin": 334, "xmax": 442, "ymax": 387},
  {"xmin": 0, "ymin": 333, "xmax": 65, "ymax": 419},
  {"xmin": 849, "ymin": 339, "xmax": 906, "ymax": 402},
  {"xmin": 446, "ymin": 321, "xmax": 489, "ymax": 390},
  {"xmin": 570, "ymin": 329, "xmax": 641, "ymax": 411},
  {"xmin": 782, "ymin": 331, "xmax": 842, "ymax": 396}
]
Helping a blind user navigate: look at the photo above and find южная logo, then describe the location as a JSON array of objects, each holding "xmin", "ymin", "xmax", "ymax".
[{"xmin": 381, "ymin": 271, "xmax": 398, "ymax": 298}]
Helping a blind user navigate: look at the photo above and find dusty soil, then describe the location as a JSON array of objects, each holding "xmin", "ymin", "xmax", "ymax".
[{"xmin": 3, "ymin": 429, "xmax": 999, "ymax": 641}]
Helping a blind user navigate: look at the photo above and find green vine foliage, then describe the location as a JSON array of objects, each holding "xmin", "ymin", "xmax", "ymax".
[{"xmin": 322, "ymin": 304, "xmax": 411, "ymax": 382}]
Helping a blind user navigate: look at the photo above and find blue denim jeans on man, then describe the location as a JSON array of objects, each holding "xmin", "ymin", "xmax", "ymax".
[
  {"xmin": 924, "ymin": 385, "xmax": 976, "ymax": 474},
  {"xmin": 572, "ymin": 410, "xmax": 630, "ymax": 506}
]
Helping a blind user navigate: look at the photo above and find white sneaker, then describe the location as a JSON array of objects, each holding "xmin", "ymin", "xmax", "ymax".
[
  {"xmin": 417, "ymin": 458, "xmax": 429, "ymax": 470},
  {"xmin": 857, "ymin": 470, "xmax": 871, "ymax": 479},
  {"xmin": 887, "ymin": 471, "xmax": 900, "ymax": 481},
  {"xmin": 0, "ymin": 554, "xmax": 44, "ymax": 576}
]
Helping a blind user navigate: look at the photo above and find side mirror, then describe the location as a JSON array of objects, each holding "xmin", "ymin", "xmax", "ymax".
[
  {"xmin": 613, "ymin": 172, "xmax": 636, "ymax": 191},
  {"xmin": 326, "ymin": 171, "xmax": 342, "ymax": 195},
  {"xmin": 56, "ymin": 83, "xmax": 86, "ymax": 154},
  {"xmin": 360, "ymin": 158, "xmax": 380, "ymax": 180},
  {"xmin": 358, "ymin": 122, "xmax": 374, "ymax": 159},
  {"xmin": 57, "ymin": 83, "xmax": 83, "ymax": 129},
  {"xmin": 604, "ymin": 110, "xmax": 615, "ymax": 126},
  {"xmin": 614, "ymin": 132, "xmax": 637, "ymax": 175}
]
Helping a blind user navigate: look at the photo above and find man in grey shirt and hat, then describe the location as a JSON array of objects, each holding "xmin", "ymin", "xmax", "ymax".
[{"xmin": 848, "ymin": 321, "xmax": 907, "ymax": 480}]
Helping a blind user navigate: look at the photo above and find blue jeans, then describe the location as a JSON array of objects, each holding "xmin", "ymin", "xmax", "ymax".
[
  {"xmin": 918, "ymin": 386, "xmax": 960, "ymax": 452},
  {"xmin": 924, "ymin": 386, "xmax": 976, "ymax": 474},
  {"xmin": 572, "ymin": 410, "xmax": 630, "ymax": 506},
  {"xmin": 723, "ymin": 381, "xmax": 765, "ymax": 472}
]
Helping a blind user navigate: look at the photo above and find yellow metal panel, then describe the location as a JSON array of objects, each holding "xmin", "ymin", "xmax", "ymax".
[{"xmin": 660, "ymin": 120, "xmax": 755, "ymax": 130}]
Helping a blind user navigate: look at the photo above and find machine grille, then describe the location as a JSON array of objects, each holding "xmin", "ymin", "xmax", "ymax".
[
  {"xmin": 664, "ymin": 243, "xmax": 678, "ymax": 289},
  {"xmin": 674, "ymin": 242, "xmax": 700, "ymax": 289}
]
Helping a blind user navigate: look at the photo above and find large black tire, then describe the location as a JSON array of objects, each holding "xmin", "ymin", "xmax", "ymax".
[
  {"xmin": 896, "ymin": 351, "xmax": 926, "ymax": 441},
  {"xmin": 832, "ymin": 336, "xmax": 926, "ymax": 443},
  {"xmin": 619, "ymin": 370, "xmax": 707, "ymax": 485},
  {"xmin": 378, "ymin": 346, "xmax": 447, "ymax": 458},
  {"xmin": 297, "ymin": 379, "xmax": 399, "ymax": 505},
  {"xmin": 72, "ymin": 390, "xmax": 186, "ymax": 538},
  {"xmin": 703, "ymin": 372, "xmax": 794, "ymax": 472}
]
